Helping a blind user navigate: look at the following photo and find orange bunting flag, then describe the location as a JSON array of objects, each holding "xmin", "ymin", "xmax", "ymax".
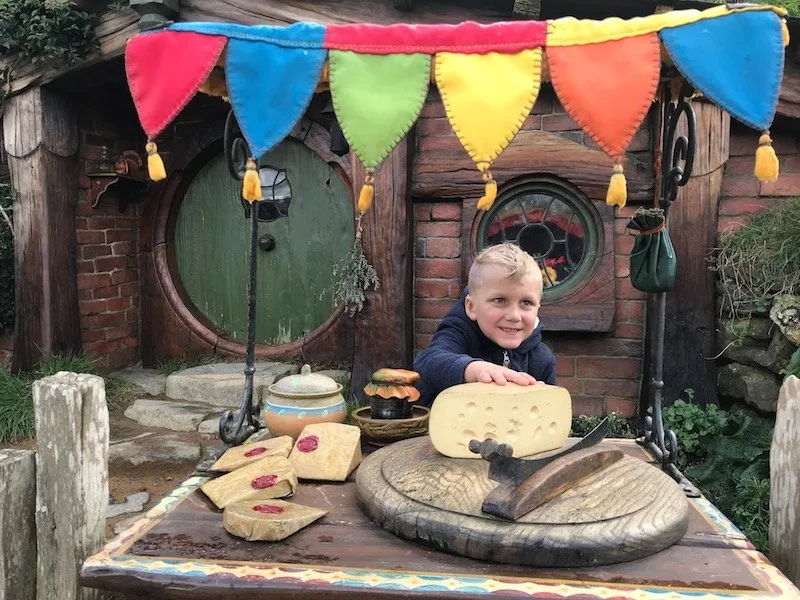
[{"xmin": 547, "ymin": 30, "xmax": 660, "ymax": 208}]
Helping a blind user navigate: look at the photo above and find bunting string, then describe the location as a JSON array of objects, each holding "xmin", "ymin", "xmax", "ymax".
[{"xmin": 125, "ymin": 4, "xmax": 788, "ymax": 211}]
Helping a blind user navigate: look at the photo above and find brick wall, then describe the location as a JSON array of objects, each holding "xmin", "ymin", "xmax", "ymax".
[
  {"xmin": 74, "ymin": 98, "xmax": 144, "ymax": 370},
  {"xmin": 547, "ymin": 206, "xmax": 645, "ymax": 419},
  {"xmin": 719, "ymin": 121, "xmax": 800, "ymax": 236},
  {"xmin": 412, "ymin": 88, "xmax": 646, "ymax": 418}
]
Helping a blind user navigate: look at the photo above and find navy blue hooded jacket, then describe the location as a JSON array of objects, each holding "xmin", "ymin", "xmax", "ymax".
[{"xmin": 413, "ymin": 289, "xmax": 557, "ymax": 407}]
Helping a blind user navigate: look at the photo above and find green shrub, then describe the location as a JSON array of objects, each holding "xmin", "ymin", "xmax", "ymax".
[
  {"xmin": 662, "ymin": 395, "xmax": 729, "ymax": 469},
  {"xmin": 753, "ymin": 0, "xmax": 800, "ymax": 17},
  {"xmin": 0, "ymin": 183, "xmax": 13, "ymax": 334},
  {"xmin": 686, "ymin": 410, "xmax": 773, "ymax": 553},
  {"xmin": 0, "ymin": 0, "xmax": 99, "ymax": 66},
  {"xmin": 570, "ymin": 412, "xmax": 636, "ymax": 439},
  {"xmin": 780, "ymin": 346, "xmax": 800, "ymax": 380}
]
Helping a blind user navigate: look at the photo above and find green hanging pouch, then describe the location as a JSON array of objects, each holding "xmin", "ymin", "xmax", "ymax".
[{"xmin": 627, "ymin": 208, "xmax": 677, "ymax": 293}]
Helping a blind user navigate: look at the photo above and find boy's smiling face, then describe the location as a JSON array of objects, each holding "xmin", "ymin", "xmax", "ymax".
[{"xmin": 464, "ymin": 265, "xmax": 542, "ymax": 349}]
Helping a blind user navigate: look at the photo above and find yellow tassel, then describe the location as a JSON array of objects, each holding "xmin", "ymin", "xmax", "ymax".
[
  {"xmin": 242, "ymin": 158, "xmax": 262, "ymax": 202},
  {"xmin": 605, "ymin": 163, "xmax": 627, "ymax": 208},
  {"xmin": 358, "ymin": 174, "xmax": 375, "ymax": 213},
  {"xmin": 754, "ymin": 132, "xmax": 780, "ymax": 182},
  {"xmin": 145, "ymin": 141, "xmax": 166, "ymax": 182},
  {"xmin": 783, "ymin": 19, "xmax": 790, "ymax": 47},
  {"xmin": 477, "ymin": 170, "xmax": 497, "ymax": 211}
]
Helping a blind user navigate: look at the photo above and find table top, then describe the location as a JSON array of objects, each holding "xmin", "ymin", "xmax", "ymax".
[{"xmin": 81, "ymin": 439, "xmax": 800, "ymax": 599}]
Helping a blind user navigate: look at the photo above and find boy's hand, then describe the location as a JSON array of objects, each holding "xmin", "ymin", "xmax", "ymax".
[{"xmin": 464, "ymin": 361, "xmax": 540, "ymax": 386}]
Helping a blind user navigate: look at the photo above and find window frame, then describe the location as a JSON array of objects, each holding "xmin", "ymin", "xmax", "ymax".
[{"xmin": 466, "ymin": 175, "xmax": 616, "ymax": 332}]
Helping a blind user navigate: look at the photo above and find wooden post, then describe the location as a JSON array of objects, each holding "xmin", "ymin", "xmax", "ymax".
[
  {"xmin": 33, "ymin": 372, "xmax": 108, "ymax": 600},
  {"xmin": 645, "ymin": 100, "xmax": 729, "ymax": 408},
  {"xmin": 350, "ymin": 135, "xmax": 414, "ymax": 401},
  {"xmin": 770, "ymin": 374, "xmax": 800, "ymax": 585},
  {"xmin": 3, "ymin": 86, "xmax": 81, "ymax": 372},
  {"xmin": 0, "ymin": 449, "xmax": 36, "ymax": 600}
]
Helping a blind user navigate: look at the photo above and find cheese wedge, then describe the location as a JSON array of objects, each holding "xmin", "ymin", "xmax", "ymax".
[
  {"xmin": 288, "ymin": 423, "xmax": 361, "ymax": 481},
  {"xmin": 210, "ymin": 436, "xmax": 294, "ymax": 472},
  {"xmin": 223, "ymin": 499, "xmax": 327, "ymax": 541},
  {"xmin": 429, "ymin": 383, "xmax": 572, "ymax": 458},
  {"xmin": 201, "ymin": 455, "xmax": 297, "ymax": 509}
]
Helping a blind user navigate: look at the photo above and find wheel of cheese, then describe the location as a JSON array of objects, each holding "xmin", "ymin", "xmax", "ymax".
[
  {"xmin": 210, "ymin": 436, "xmax": 294, "ymax": 472},
  {"xmin": 429, "ymin": 383, "xmax": 572, "ymax": 458},
  {"xmin": 223, "ymin": 499, "xmax": 327, "ymax": 541},
  {"xmin": 201, "ymin": 455, "xmax": 297, "ymax": 508}
]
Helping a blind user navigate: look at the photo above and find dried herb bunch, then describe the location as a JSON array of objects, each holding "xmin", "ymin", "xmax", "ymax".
[{"xmin": 331, "ymin": 215, "xmax": 379, "ymax": 316}]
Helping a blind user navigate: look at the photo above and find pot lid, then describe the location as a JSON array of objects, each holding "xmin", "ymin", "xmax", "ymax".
[{"xmin": 269, "ymin": 364, "xmax": 342, "ymax": 396}]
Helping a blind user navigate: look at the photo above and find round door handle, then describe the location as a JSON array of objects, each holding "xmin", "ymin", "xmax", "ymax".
[{"xmin": 258, "ymin": 234, "xmax": 276, "ymax": 252}]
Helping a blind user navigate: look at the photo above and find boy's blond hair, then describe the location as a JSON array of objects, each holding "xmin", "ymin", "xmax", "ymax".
[{"xmin": 468, "ymin": 243, "xmax": 543, "ymax": 295}]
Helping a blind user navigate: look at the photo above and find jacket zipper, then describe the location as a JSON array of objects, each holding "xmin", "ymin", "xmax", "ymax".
[{"xmin": 502, "ymin": 350, "xmax": 510, "ymax": 368}]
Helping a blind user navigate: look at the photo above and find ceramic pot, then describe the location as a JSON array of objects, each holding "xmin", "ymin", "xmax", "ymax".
[{"xmin": 262, "ymin": 364, "xmax": 347, "ymax": 439}]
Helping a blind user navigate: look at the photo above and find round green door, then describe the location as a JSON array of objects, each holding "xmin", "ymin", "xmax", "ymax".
[{"xmin": 174, "ymin": 139, "xmax": 354, "ymax": 345}]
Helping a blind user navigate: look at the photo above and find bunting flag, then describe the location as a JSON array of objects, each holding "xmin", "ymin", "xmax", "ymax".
[
  {"xmin": 124, "ymin": 4, "xmax": 788, "ymax": 211},
  {"xmin": 125, "ymin": 30, "xmax": 226, "ymax": 180},
  {"xmin": 661, "ymin": 10, "xmax": 786, "ymax": 182},
  {"xmin": 547, "ymin": 30, "xmax": 661, "ymax": 207},
  {"xmin": 329, "ymin": 51, "xmax": 430, "ymax": 213},
  {"xmin": 435, "ymin": 49, "xmax": 543, "ymax": 210}
]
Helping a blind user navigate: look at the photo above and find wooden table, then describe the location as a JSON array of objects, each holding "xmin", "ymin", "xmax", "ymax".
[{"xmin": 81, "ymin": 440, "xmax": 800, "ymax": 599}]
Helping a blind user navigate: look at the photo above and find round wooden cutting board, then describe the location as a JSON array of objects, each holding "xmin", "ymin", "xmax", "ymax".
[{"xmin": 356, "ymin": 437, "xmax": 689, "ymax": 567}]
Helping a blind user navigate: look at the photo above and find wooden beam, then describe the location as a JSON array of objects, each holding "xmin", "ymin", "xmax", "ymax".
[
  {"xmin": 778, "ymin": 60, "xmax": 800, "ymax": 120},
  {"xmin": 3, "ymin": 87, "xmax": 81, "ymax": 371},
  {"xmin": 652, "ymin": 99, "xmax": 729, "ymax": 407},
  {"xmin": 350, "ymin": 134, "xmax": 414, "ymax": 403}
]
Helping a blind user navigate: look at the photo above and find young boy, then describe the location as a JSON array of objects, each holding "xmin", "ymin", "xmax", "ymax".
[{"xmin": 414, "ymin": 243, "xmax": 556, "ymax": 407}]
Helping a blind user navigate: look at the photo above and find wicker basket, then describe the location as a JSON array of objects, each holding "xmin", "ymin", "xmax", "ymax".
[{"xmin": 351, "ymin": 406, "xmax": 430, "ymax": 446}]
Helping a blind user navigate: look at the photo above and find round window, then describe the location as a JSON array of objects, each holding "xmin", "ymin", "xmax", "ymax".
[{"xmin": 476, "ymin": 177, "xmax": 602, "ymax": 300}]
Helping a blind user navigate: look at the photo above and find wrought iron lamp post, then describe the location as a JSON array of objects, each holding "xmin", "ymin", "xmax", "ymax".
[
  {"xmin": 638, "ymin": 81, "xmax": 700, "ymax": 495},
  {"xmin": 218, "ymin": 109, "xmax": 292, "ymax": 445}
]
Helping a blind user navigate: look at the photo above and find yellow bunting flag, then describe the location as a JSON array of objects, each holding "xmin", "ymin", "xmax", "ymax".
[{"xmin": 435, "ymin": 49, "xmax": 543, "ymax": 211}]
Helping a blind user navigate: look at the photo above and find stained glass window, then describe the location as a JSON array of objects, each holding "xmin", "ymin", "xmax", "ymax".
[{"xmin": 478, "ymin": 178, "xmax": 600, "ymax": 298}]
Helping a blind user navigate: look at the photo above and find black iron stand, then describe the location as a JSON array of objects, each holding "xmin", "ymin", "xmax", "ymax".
[
  {"xmin": 638, "ymin": 82, "xmax": 701, "ymax": 496},
  {"xmin": 219, "ymin": 109, "xmax": 264, "ymax": 446}
]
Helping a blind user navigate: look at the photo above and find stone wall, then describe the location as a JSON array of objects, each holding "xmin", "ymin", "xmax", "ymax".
[{"xmin": 714, "ymin": 122, "xmax": 800, "ymax": 413}]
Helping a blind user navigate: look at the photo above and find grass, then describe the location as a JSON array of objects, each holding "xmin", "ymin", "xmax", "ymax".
[
  {"xmin": 0, "ymin": 369, "xmax": 35, "ymax": 443},
  {"xmin": 0, "ymin": 353, "xmax": 96, "ymax": 443},
  {"xmin": 104, "ymin": 377, "xmax": 143, "ymax": 413},
  {"xmin": 712, "ymin": 197, "xmax": 800, "ymax": 317},
  {"xmin": 156, "ymin": 356, "xmax": 209, "ymax": 376}
]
